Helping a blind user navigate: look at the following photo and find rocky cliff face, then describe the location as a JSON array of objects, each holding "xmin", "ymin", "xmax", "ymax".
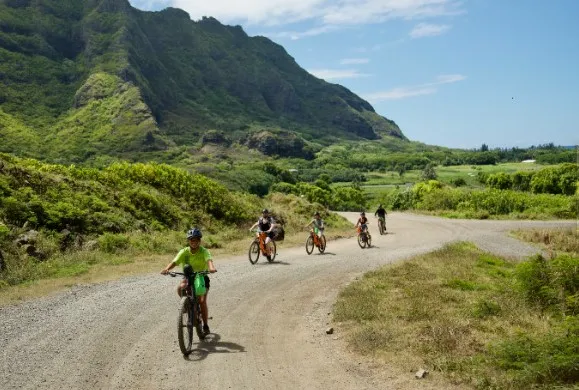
[{"xmin": 0, "ymin": 0, "xmax": 406, "ymax": 161}]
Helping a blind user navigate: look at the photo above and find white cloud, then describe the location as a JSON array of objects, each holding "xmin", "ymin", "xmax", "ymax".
[
  {"xmin": 435, "ymin": 74, "xmax": 466, "ymax": 83},
  {"xmin": 363, "ymin": 73, "xmax": 466, "ymax": 101},
  {"xmin": 365, "ymin": 86, "xmax": 437, "ymax": 100},
  {"xmin": 308, "ymin": 68, "xmax": 371, "ymax": 80},
  {"xmin": 340, "ymin": 58, "xmax": 370, "ymax": 65},
  {"xmin": 267, "ymin": 25, "xmax": 339, "ymax": 40},
  {"xmin": 131, "ymin": 0, "xmax": 172, "ymax": 9},
  {"xmin": 145, "ymin": 0, "xmax": 465, "ymax": 30},
  {"xmin": 409, "ymin": 22, "xmax": 451, "ymax": 38}
]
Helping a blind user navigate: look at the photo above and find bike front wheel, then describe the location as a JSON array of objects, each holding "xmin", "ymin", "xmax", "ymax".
[
  {"xmin": 305, "ymin": 236, "xmax": 314, "ymax": 255},
  {"xmin": 177, "ymin": 296, "xmax": 193, "ymax": 356},
  {"xmin": 357, "ymin": 233, "xmax": 367, "ymax": 249},
  {"xmin": 248, "ymin": 241, "xmax": 260, "ymax": 264},
  {"xmin": 266, "ymin": 240, "xmax": 277, "ymax": 262},
  {"xmin": 318, "ymin": 235, "xmax": 326, "ymax": 253}
]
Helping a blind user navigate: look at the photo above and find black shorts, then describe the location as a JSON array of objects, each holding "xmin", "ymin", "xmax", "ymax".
[{"xmin": 204, "ymin": 274, "xmax": 210, "ymax": 290}]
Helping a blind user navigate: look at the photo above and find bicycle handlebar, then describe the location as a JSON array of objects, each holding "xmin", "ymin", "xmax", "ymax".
[{"xmin": 167, "ymin": 270, "xmax": 214, "ymax": 277}]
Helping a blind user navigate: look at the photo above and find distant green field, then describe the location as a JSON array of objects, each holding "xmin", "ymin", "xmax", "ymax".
[
  {"xmin": 330, "ymin": 162, "xmax": 548, "ymax": 206},
  {"xmin": 359, "ymin": 162, "xmax": 543, "ymax": 189}
]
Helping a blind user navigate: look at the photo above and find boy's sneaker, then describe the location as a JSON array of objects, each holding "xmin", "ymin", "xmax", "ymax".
[{"xmin": 203, "ymin": 324, "xmax": 210, "ymax": 335}]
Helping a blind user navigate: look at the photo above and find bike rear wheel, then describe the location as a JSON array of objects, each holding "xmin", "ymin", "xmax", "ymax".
[
  {"xmin": 305, "ymin": 236, "xmax": 314, "ymax": 255},
  {"xmin": 266, "ymin": 240, "xmax": 277, "ymax": 262},
  {"xmin": 357, "ymin": 233, "xmax": 367, "ymax": 248},
  {"xmin": 318, "ymin": 235, "xmax": 326, "ymax": 253},
  {"xmin": 248, "ymin": 241, "xmax": 260, "ymax": 264},
  {"xmin": 177, "ymin": 296, "xmax": 193, "ymax": 356}
]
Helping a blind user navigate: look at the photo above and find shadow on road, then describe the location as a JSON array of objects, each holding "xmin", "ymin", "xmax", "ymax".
[
  {"xmin": 255, "ymin": 260, "xmax": 291, "ymax": 266},
  {"xmin": 186, "ymin": 333, "xmax": 246, "ymax": 361},
  {"xmin": 313, "ymin": 252, "xmax": 336, "ymax": 256}
]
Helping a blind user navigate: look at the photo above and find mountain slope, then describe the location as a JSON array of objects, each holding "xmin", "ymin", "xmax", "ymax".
[{"xmin": 0, "ymin": 0, "xmax": 406, "ymax": 162}]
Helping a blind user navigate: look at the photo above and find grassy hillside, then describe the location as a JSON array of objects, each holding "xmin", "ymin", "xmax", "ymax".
[
  {"xmin": 0, "ymin": 153, "xmax": 352, "ymax": 291},
  {"xmin": 0, "ymin": 0, "xmax": 405, "ymax": 164}
]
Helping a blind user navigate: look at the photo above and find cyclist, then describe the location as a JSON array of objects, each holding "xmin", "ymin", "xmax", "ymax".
[
  {"xmin": 305, "ymin": 211, "xmax": 325, "ymax": 238},
  {"xmin": 374, "ymin": 204, "xmax": 387, "ymax": 231},
  {"xmin": 161, "ymin": 228, "xmax": 217, "ymax": 335},
  {"xmin": 355, "ymin": 211, "xmax": 370, "ymax": 238},
  {"xmin": 249, "ymin": 209, "xmax": 277, "ymax": 258}
]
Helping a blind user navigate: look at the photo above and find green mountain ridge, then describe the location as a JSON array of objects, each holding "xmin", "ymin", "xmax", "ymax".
[{"xmin": 0, "ymin": 0, "xmax": 406, "ymax": 163}]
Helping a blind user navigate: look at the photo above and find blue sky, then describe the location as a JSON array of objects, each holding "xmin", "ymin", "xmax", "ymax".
[{"xmin": 130, "ymin": 0, "xmax": 578, "ymax": 149}]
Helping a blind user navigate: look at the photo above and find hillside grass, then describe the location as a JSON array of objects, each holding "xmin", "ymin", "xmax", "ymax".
[
  {"xmin": 0, "ymin": 218, "xmax": 355, "ymax": 306},
  {"xmin": 333, "ymin": 241, "xmax": 579, "ymax": 389},
  {"xmin": 0, "ymin": 153, "xmax": 354, "ymax": 303}
]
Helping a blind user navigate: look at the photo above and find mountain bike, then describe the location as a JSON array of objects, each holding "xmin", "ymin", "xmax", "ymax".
[
  {"xmin": 357, "ymin": 226, "xmax": 371, "ymax": 249},
  {"xmin": 305, "ymin": 227, "xmax": 326, "ymax": 254},
  {"xmin": 166, "ymin": 265, "xmax": 212, "ymax": 356},
  {"xmin": 248, "ymin": 230, "xmax": 277, "ymax": 264},
  {"xmin": 377, "ymin": 216, "xmax": 386, "ymax": 235}
]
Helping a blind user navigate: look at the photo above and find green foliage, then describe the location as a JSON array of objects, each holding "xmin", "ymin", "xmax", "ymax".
[
  {"xmin": 0, "ymin": 0, "xmax": 405, "ymax": 163},
  {"xmin": 0, "ymin": 154, "xmax": 258, "ymax": 236},
  {"xmin": 489, "ymin": 317, "xmax": 579, "ymax": 387},
  {"xmin": 334, "ymin": 242, "xmax": 579, "ymax": 389},
  {"xmin": 486, "ymin": 172, "xmax": 512, "ymax": 190},
  {"xmin": 530, "ymin": 163, "xmax": 578, "ymax": 195},
  {"xmin": 378, "ymin": 182, "xmax": 577, "ymax": 219},
  {"xmin": 516, "ymin": 254, "xmax": 579, "ymax": 315},
  {"xmin": 421, "ymin": 163, "xmax": 437, "ymax": 181},
  {"xmin": 98, "ymin": 233, "xmax": 130, "ymax": 254}
]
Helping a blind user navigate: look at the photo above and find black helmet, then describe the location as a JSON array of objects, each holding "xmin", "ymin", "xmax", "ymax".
[
  {"xmin": 186, "ymin": 228, "xmax": 202, "ymax": 239},
  {"xmin": 262, "ymin": 209, "xmax": 269, "ymax": 214},
  {"xmin": 314, "ymin": 211, "xmax": 320, "ymax": 216},
  {"xmin": 360, "ymin": 211, "xmax": 365, "ymax": 216}
]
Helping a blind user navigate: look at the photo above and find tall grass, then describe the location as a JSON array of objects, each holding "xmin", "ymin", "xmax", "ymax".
[{"xmin": 334, "ymin": 242, "xmax": 579, "ymax": 389}]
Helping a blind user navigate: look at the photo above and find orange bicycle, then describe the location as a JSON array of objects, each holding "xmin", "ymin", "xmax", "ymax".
[
  {"xmin": 357, "ymin": 226, "xmax": 371, "ymax": 249},
  {"xmin": 248, "ymin": 230, "xmax": 277, "ymax": 264},
  {"xmin": 305, "ymin": 228, "xmax": 326, "ymax": 255}
]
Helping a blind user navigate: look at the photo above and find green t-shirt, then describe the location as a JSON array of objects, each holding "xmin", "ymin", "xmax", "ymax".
[{"xmin": 172, "ymin": 246, "xmax": 212, "ymax": 272}]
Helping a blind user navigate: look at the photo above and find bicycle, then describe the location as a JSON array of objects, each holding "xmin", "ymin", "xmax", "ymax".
[
  {"xmin": 248, "ymin": 230, "xmax": 277, "ymax": 264},
  {"xmin": 357, "ymin": 226, "xmax": 372, "ymax": 249},
  {"xmin": 166, "ymin": 265, "xmax": 212, "ymax": 356},
  {"xmin": 377, "ymin": 216, "xmax": 386, "ymax": 235},
  {"xmin": 305, "ymin": 227, "xmax": 326, "ymax": 254}
]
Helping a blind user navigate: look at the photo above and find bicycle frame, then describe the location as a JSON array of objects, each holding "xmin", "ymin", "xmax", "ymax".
[
  {"xmin": 310, "ymin": 230, "xmax": 320, "ymax": 246},
  {"xmin": 256, "ymin": 231, "xmax": 268, "ymax": 254}
]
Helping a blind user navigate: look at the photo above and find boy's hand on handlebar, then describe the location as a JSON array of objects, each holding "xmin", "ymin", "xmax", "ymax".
[{"xmin": 161, "ymin": 269, "xmax": 169, "ymax": 275}]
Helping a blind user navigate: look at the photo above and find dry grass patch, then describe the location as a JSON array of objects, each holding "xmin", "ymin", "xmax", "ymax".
[
  {"xmin": 513, "ymin": 227, "xmax": 579, "ymax": 255},
  {"xmin": 333, "ymin": 242, "xmax": 578, "ymax": 389}
]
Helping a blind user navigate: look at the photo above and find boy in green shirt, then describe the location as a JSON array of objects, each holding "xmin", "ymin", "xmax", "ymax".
[{"xmin": 161, "ymin": 228, "xmax": 217, "ymax": 335}]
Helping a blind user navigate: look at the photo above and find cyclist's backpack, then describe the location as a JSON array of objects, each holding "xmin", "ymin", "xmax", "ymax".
[{"xmin": 272, "ymin": 226, "xmax": 285, "ymax": 241}]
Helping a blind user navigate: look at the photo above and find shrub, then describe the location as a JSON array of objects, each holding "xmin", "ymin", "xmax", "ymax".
[
  {"xmin": 516, "ymin": 254, "xmax": 579, "ymax": 315},
  {"xmin": 98, "ymin": 233, "xmax": 130, "ymax": 253}
]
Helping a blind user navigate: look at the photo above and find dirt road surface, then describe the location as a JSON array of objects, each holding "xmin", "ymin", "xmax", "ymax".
[{"xmin": 1, "ymin": 213, "xmax": 575, "ymax": 390}]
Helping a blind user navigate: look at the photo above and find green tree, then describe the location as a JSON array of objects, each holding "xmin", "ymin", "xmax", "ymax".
[{"xmin": 421, "ymin": 163, "xmax": 437, "ymax": 181}]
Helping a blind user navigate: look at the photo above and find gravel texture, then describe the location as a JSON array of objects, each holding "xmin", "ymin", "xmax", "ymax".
[{"xmin": 0, "ymin": 212, "xmax": 575, "ymax": 390}]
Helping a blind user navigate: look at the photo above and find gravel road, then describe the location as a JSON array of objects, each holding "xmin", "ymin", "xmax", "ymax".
[{"xmin": 1, "ymin": 213, "xmax": 575, "ymax": 390}]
